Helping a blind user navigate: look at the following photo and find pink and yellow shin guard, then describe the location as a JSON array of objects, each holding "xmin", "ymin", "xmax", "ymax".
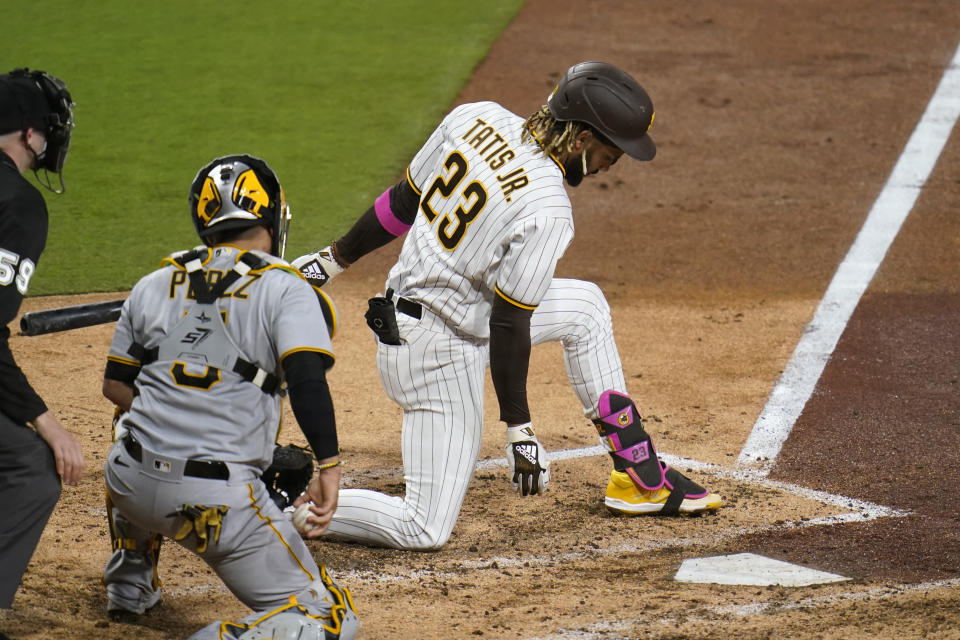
[
  {"xmin": 595, "ymin": 390, "xmax": 712, "ymax": 512},
  {"xmin": 594, "ymin": 390, "xmax": 666, "ymax": 491}
]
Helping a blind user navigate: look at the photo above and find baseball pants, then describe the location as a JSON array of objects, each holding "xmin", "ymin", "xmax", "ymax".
[
  {"xmin": 326, "ymin": 278, "xmax": 626, "ymax": 549},
  {"xmin": 0, "ymin": 410, "xmax": 61, "ymax": 608},
  {"xmin": 103, "ymin": 438, "xmax": 353, "ymax": 621}
]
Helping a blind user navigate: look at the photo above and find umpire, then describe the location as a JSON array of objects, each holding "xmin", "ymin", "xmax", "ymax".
[{"xmin": 0, "ymin": 68, "xmax": 84, "ymax": 608}]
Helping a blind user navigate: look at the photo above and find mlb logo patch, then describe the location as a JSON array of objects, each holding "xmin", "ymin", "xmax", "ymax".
[{"xmin": 154, "ymin": 459, "xmax": 172, "ymax": 473}]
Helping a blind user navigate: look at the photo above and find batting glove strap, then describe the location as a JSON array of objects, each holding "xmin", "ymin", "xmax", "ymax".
[
  {"xmin": 291, "ymin": 245, "xmax": 345, "ymax": 288},
  {"xmin": 505, "ymin": 423, "xmax": 550, "ymax": 496}
]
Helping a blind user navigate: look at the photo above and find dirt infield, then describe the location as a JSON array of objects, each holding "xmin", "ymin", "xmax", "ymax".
[{"xmin": 3, "ymin": 1, "xmax": 960, "ymax": 638}]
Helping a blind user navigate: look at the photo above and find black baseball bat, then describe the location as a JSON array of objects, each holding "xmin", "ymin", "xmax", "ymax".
[{"xmin": 19, "ymin": 299, "xmax": 125, "ymax": 336}]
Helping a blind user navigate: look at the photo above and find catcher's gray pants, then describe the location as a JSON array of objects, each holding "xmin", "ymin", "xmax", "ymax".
[
  {"xmin": 0, "ymin": 411, "xmax": 61, "ymax": 608},
  {"xmin": 103, "ymin": 438, "xmax": 356, "ymax": 625}
]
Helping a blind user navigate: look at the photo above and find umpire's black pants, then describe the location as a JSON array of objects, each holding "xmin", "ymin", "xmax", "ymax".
[{"xmin": 0, "ymin": 410, "xmax": 61, "ymax": 608}]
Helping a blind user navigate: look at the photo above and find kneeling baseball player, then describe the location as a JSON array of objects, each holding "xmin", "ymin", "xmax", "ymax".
[
  {"xmin": 100, "ymin": 155, "xmax": 357, "ymax": 638},
  {"xmin": 291, "ymin": 61, "xmax": 722, "ymax": 551}
]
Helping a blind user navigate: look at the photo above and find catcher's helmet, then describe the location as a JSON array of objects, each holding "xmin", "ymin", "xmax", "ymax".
[
  {"xmin": 547, "ymin": 61, "xmax": 656, "ymax": 161},
  {"xmin": 189, "ymin": 154, "xmax": 291, "ymax": 258},
  {"xmin": 0, "ymin": 68, "xmax": 76, "ymax": 187}
]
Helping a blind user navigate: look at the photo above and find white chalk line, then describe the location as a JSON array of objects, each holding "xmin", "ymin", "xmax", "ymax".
[
  {"xmin": 737, "ymin": 41, "xmax": 960, "ymax": 475},
  {"xmin": 482, "ymin": 445, "xmax": 907, "ymax": 519},
  {"xmin": 333, "ymin": 513, "xmax": 877, "ymax": 586},
  {"xmin": 162, "ymin": 443, "xmax": 907, "ymax": 599},
  {"xmin": 325, "ymin": 444, "xmax": 907, "ymax": 586},
  {"xmin": 525, "ymin": 577, "xmax": 960, "ymax": 640}
]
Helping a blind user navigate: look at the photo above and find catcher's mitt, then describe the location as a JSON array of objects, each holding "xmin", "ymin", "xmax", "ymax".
[{"xmin": 262, "ymin": 444, "xmax": 314, "ymax": 510}]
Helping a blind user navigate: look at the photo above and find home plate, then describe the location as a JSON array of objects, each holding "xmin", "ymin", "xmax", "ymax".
[{"xmin": 674, "ymin": 553, "xmax": 849, "ymax": 586}]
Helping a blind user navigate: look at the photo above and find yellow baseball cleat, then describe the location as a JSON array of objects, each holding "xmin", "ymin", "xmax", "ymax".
[{"xmin": 604, "ymin": 468, "xmax": 722, "ymax": 515}]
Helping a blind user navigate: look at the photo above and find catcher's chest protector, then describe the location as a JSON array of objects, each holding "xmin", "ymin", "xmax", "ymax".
[
  {"xmin": 152, "ymin": 302, "xmax": 252, "ymax": 379},
  {"xmin": 139, "ymin": 251, "xmax": 283, "ymax": 395}
]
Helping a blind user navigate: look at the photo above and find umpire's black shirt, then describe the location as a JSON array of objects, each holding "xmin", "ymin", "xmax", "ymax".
[{"xmin": 0, "ymin": 149, "xmax": 48, "ymax": 426}]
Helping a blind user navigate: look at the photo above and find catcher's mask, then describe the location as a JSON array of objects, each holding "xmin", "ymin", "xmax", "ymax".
[
  {"xmin": 189, "ymin": 154, "xmax": 291, "ymax": 258},
  {"xmin": 547, "ymin": 61, "xmax": 656, "ymax": 161},
  {"xmin": 0, "ymin": 68, "xmax": 76, "ymax": 193}
]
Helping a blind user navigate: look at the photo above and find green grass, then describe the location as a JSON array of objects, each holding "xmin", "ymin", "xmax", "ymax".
[{"xmin": 4, "ymin": 0, "xmax": 524, "ymax": 295}]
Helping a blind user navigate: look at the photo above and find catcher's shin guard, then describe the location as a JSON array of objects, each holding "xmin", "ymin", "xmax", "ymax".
[
  {"xmin": 593, "ymin": 390, "xmax": 665, "ymax": 491},
  {"xmin": 104, "ymin": 491, "xmax": 163, "ymax": 620},
  {"xmin": 105, "ymin": 490, "xmax": 163, "ymax": 589}
]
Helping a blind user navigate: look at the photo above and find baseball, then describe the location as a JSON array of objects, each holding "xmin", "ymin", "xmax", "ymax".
[{"xmin": 293, "ymin": 502, "xmax": 315, "ymax": 535}]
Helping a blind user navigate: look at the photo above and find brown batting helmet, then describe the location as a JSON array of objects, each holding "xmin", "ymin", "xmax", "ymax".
[{"xmin": 547, "ymin": 61, "xmax": 656, "ymax": 161}]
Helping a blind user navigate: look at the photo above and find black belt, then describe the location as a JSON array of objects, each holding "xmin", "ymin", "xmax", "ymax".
[
  {"xmin": 396, "ymin": 297, "xmax": 422, "ymax": 319},
  {"xmin": 123, "ymin": 435, "xmax": 230, "ymax": 480}
]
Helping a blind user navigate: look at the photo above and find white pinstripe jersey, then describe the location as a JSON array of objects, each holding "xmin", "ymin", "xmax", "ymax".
[
  {"xmin": 107, "ymin": 245, "xmax": 333, "ymax": 468},
  {"xmin": 386, "ymin": 101, "xmax": 574, "ymax": 340}
]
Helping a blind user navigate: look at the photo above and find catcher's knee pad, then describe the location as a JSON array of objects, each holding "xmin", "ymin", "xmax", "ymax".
[
  {"xmin": 231, "ymin": 608, "xmax": 358, "ymax": 640},
  {"xmin": 221, "ymin": 585, "xmax": 358, "ymax": 640},
  {"xmin": 593, "ymin": 390, "xmax": 665, "ymax": 491}
]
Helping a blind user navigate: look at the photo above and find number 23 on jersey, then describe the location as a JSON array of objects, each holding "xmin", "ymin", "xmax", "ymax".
[{"xmin": 419, "ymin": 152, "xmax": 489, "ymax": 251}]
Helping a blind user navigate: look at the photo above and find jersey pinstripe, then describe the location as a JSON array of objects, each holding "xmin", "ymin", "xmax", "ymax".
[
  {"xmin": 327, "ymin": 103, "xmax": 636, "ymax": 550},
  {"xmin": 387, "ymin": 101, "xmax": 574, "ymax": 339},
  {"xmin": 107, "ymin": 245, "xmax": 333, "ymax": 468}
]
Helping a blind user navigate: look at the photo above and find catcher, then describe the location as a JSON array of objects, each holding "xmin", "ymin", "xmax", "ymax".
[{"xmin": 100, "ymin": 154, "xmax": 357, "ymax": 639}]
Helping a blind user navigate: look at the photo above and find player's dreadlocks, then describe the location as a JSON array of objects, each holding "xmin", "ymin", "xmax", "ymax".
[
  {"xmin": 522, "ymin": 105, "xmax": 584, "ymax": 158},
  {"xmin": 522, "ymin": 105, "xmax": 615, "ymax": 159}
]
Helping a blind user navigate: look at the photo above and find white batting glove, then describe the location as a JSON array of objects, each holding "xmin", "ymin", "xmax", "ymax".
[
  {"xmin": 291, "ymin": 245, "xmax": 345, "ymax": 288},
  {"xmin": 505, "ymin": 423, "xmax": 550, "ymax": 496}
]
